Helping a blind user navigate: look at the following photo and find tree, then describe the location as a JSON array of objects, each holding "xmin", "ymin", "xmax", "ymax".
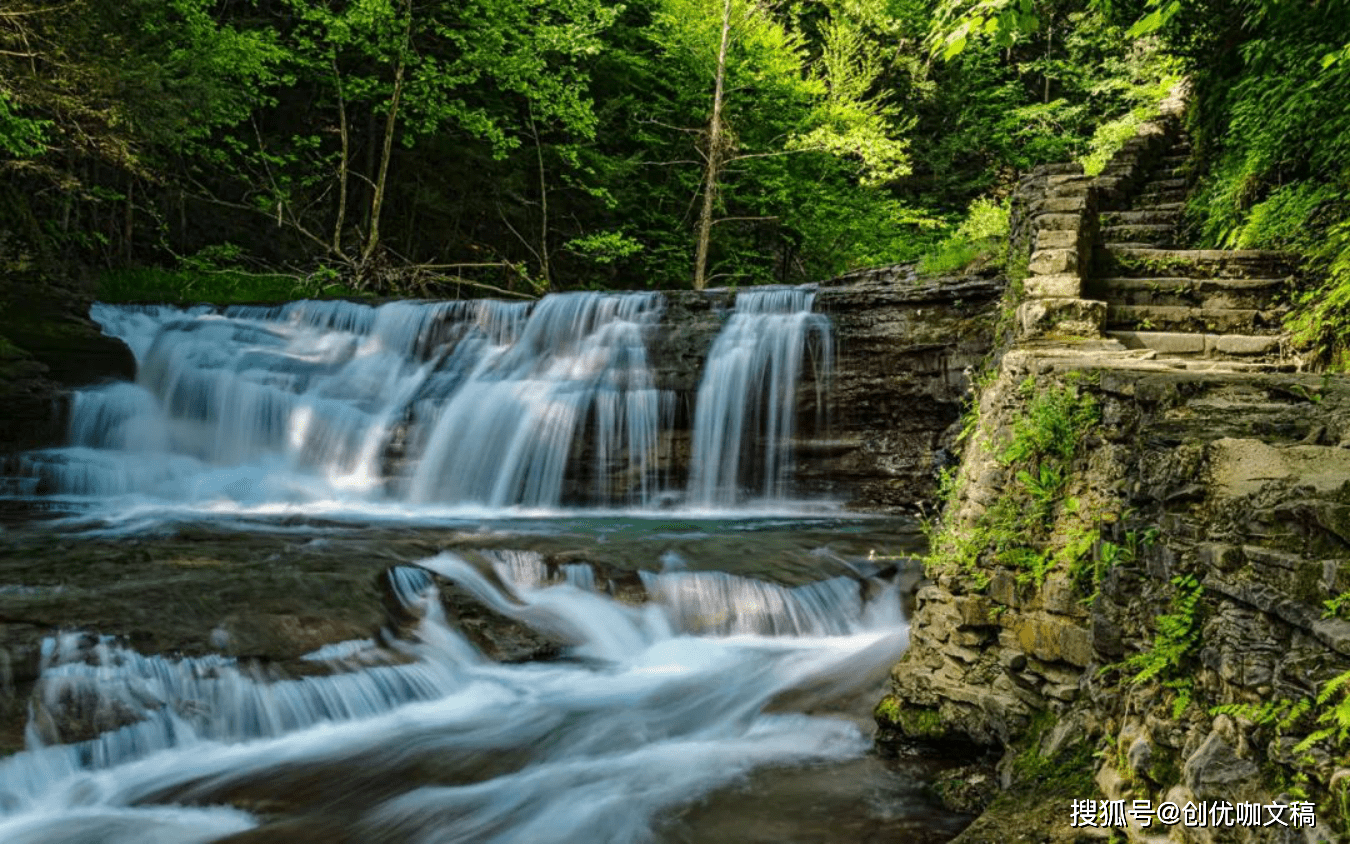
[
  {"xmin": 692, "ymin": 0, "xmax": 733, "ymax": 290},
  {"xmin": 651, "ymin": 0, "xmax": 911, "ymax": 288}
]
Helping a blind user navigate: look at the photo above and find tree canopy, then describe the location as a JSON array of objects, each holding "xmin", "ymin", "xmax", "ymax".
[{"xmin": 7, "ymin": 0, "xmax": 1331, "ymax": 298}]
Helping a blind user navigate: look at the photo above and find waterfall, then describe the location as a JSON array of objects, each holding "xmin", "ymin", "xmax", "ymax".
[
  {"xmin": 18, "ymin": 285, "xmax": 835, "ymax": 518},
  {"xmin": 406, "ymin": 292, "xmax": 664, "ymax": 507},
  {"xmin": 687, "ymin": 287, "xmax": 834, "ymax": 506}
]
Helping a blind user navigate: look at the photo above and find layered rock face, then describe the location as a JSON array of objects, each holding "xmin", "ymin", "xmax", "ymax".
[
  {"xmin": 881, "ymin": 352, "xmax": 1350, "ymax": 842},
  {"xmin": 647, "ymin": 274, "xmax": 1003, "ymax": 509},
  {"xmin": 878, "ymin": 106, "xmax": 1350, "ymax": 842},
  {"xmin": 0, "ymin": 269, "xmax": 135, "ymax": 455}
]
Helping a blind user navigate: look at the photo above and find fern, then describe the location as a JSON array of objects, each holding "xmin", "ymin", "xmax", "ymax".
[
  {"xmin": 1125, "ymin": 575, "xmax": 1203, "ymax": 685},
  {"xmin": 1294, "ymin": 670, "xmax": 1350, "ymax": 753}
]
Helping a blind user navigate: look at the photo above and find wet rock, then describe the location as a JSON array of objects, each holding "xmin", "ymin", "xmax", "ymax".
[
  {"xmin": 1181, "ymin": 728, "xmax": 1260, "ymax": 802},
  {"xmin": 377, "ymin": 564, "xmax": 563, "ymax": 663},
  {"xmin": 0, "ymin": 268, "xmax": 135, "ymax": 453}
]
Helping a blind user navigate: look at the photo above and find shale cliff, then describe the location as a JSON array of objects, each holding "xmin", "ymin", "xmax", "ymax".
[
  {"xmin": 651, "ymin": 274, "xmax": 1003, "ymax": 509},
  {"xmin": 877, "ymin": 110, "xmax": 1350, "ymax": 842}
]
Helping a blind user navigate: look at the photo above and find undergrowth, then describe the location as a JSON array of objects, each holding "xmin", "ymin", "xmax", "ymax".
[
  {"xmin": 925, "ymin": 375, "xmax": 1104, "ymax": 590},
  {"xmin": 98, "ymin": 267, "xmax": 370, "ymax": 305},
  {"xmin": 1120, "ymin": 573, "xmax": 1203, "ymax": 719},
  {"xmin": 917, "ymin": 197, "xmax": 1009, "ymax": 277},
  {"xmin": 1176, "ymin": 2, "xmax": 1350, "ymax": 369}
]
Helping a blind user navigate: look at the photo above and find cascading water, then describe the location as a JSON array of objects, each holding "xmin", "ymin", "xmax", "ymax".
[
  {"xmin": 0, "ymin": 288, "xmax": 965, "ymax": 844},
  {"xmin": 405, "ymin": 292, "xmax": 664, "ymax": 507},
  {"xmin": 16, "ymin": 286, "xmax": 836, "ymax": 521},
  {"xmin": 687, "ymin": 286, "xmax": 833, "ymax": 507},
  {"xmin": 0, "ymin": 554, "xmax": 920, "ymax": 844},
  {"xmin": 20, "ymin": 293, "xmax": 675, "ymax": 515}
]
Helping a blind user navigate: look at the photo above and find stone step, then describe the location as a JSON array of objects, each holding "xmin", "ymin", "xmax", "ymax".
[
  {"xmin": 1142, "ymin": 177, "xmax": 1188, "ymax": 192},
  {"xmin": 1134, "ymin": 187, "xmax": 1188, "ymax": 205},
  {"xmin": 1101, "ymin": 209, "xmax": 1183, "ymax": 227},
  {"xmin": 1160, "ymin": 154, "xmax": 1190, "ymax": 167},
  {"xmin": 1101, "ymin": 223, "xmax": 1179, "ymax": 246},
  {"xmin": 1106, "ymin": 330, "xmax": 1287, "ymax": 358},
  {"xmin": 1130, "ymin": 202, "xmax": 1186, "ymax": 215},
  {"xmin": 1166, "ymin": 359, "xmax": 1298, "ymax": 373},
  {"xmin": 1105, "ymin": 304, "xmax": 1287, "ymax": 334},
  {"xmin": 1098, "ymin": 246, "xmax": 1298, "ymax": 279},
  {"xmin": 1103, "ymin": 241, "xmax": 1168, "ymax": 250},
  {"xmin": 1086, "ymin": 277, "xmax": 1290, "ymax": 310}
]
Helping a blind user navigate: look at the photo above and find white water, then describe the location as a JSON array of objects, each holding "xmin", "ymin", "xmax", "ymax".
[
  {"xmin": 0, "ymin": 554, "xmax": 908, "ymax": 844},
  {"xmin": 15, "ymin": 288, "xmax": 834, "ymax": 523},
  {"xmin": 687, "ymin": 287, "xmax": 833, "ymax": 507}
]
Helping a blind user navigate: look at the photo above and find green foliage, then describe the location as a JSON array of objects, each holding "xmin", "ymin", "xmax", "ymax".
[
  {"xmin": 1295, "ymin": 671, "xmax": 1350, "ymax": 751},
  {"xmin": 1284, "ymin": 216, "xmax": 1350, "ymax": 368},
  {"xmin": 0, "ymin": 0, "xmax": 1210, "ymax": 293},
  {"xmin": 565, "ymin": 231, "xmax": 645, "ymax": 265},
  {"xmin": 925, "ymin": 377, "xmax": 1101, "ymax": 589},
  {"xmin": 918, "ymin": 197, "xmax": 1008, "ymax": 276},
  {"xmin": 929, "ymin": 0, "xmax": 1044, "ymax": 60},
  {"xmin": 1326, "ymin": 591, "xmax": 1350, "ymax": 620},
  {"xmin": 1143, "ymin": 0, "xmax": 1350, "ymax": 367},
  {"xmin": 1080, "ymin": 113, "xmax": 1144, "ymax": 177},
  {"xmin": 1122, "ymin": 574, "xmax": 1203, "ymax": 717},
  {"xmin": 0, "ymin": 90, "xmax": 47, "ymax": 158},
  {"xmin": 1211, "ymin": 697, "xmax": 1313, "ymax": 735},
  {"xmin": 1001, "ymin": 381, "xmax": 1100, "ymax": 465}
]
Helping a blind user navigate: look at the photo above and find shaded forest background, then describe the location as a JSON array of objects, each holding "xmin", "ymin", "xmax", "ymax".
[{"xmin": 0, "ymin": 0, "xmax": 1348, "ymax": 354}]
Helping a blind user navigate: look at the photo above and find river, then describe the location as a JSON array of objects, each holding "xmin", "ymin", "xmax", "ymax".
[{"xmin": 0, "ymin": 289, "xmax": 970, "ymax": 843}]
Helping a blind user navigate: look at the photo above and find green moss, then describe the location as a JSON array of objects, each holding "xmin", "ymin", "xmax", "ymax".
[
  {"xmin": 898, "ymin": 706, "xmax": 946, "ymax": 739},
  {"xmin": 874, "ymin": 696, "xmax": 948, "ymax": 741},
  {"xmin": 1008, "ymin": 712, "xmax": 1099, "ymax": 796},
  {"xmin": 874, "ymin": 694, "xmax": 904, "ymax": 724},
  {"xmin": 1146, "ymin": 752, "xmax": 1179, "ymax": 788}
]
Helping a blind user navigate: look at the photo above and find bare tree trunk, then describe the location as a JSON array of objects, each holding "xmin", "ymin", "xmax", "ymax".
[
  {"xmin": 332, "ymin": 57, "xmax": 350, "ymax": 259},
  {"xmin": 529, "ymin": 109, "xmax": 550, "ymax": 291},
  {"xmin": 693, "ymin": 0, "xmax": 733, "ymax": 291},
  {"xmin": 364, "ymin": 109, "xmax": 376, "ymax": 233},
  {"xmin": 363, "ymin": 45, "xmax": 406, "ymax": 265},
  {"xmin": 1044, "ymin": 17, "xmax": 1053, "ymax": 104}
]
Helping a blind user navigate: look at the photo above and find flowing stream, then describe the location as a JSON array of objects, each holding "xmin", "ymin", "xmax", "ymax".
[
  {"xmin": 0, "ymin": 545, "xmax": 965, "ymax": 844},
  {"xmin": 0, "ymin": 288, "xmax": 969, "ymax": 843}
]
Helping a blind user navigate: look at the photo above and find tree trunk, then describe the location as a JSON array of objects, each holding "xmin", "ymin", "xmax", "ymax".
[
  {"xmin": 693, "ymin": 0, "xmax": 733, "ymax": 291},
  {"xmin": 1043, "ymin": 18, "xmax": 1053, "ymax": 104},
  {"xmin": 363, "ymin": 48, "xmax": 406, "ymax": 265},
  {"xmin": 332, "ymin": 57, "xmax": 350, "ymax": 259},
  {"xmin": 530, "ymin": 110, "xmax": 550, "ymax": 291}
]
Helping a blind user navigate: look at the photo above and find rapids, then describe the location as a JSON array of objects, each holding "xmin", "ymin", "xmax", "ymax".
[
  {"xmin": 0, "ymin": 549, "xmax": 963, "ymax": 844},
  {"xmin": 0, "ymin": 286, "xmax": 972, "ymax": 843}
]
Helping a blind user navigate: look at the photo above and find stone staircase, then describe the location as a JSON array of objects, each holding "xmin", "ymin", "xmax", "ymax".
[
  {"xmin": 883, "ymin": 94, "xmax": 1350, "ymax": 844},
  {"xmin": 1083, "ymin": 131, "xmax": 1298, "ymax": 370}
]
